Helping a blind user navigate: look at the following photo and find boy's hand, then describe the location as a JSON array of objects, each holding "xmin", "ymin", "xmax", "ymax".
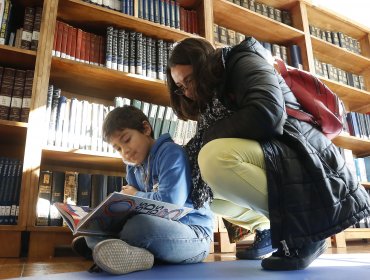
[{"xmin": 121, "ymin": 185, "xmax": 138, "ymax": 196}]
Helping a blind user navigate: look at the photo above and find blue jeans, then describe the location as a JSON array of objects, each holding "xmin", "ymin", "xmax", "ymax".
[{"xmin": 85, "ymin": 214, "xmax": 212, "ymax": 264}]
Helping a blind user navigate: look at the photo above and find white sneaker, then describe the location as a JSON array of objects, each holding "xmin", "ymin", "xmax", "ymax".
[{"xmin": 93, "ymin": 239, "xmax": 154, "ymax": 275}]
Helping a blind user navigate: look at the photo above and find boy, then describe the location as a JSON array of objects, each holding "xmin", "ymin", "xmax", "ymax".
[{"xmin": 72, "ymin": 105, "xmax": 214, "ymax": 275}]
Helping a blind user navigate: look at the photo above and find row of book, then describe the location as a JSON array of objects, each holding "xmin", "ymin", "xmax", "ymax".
[
  {"xmin": 52, "ymin": 21, "xmax": 175, "ymax": 81},
  {"xmin": 309, "ymin": 24, "xmax": 362, "ymax": 55},
  {"xmin": 313, "ymin": 58, "xmax": 366, "ymax": 91},
  {"xmin": 226, "ymin": 0, "xmax": 292, "ymax": 26},
  {"xmin": 214, "ymin": 24, "xmax": 250, "ymax": 47},
  {"xmin": 46, "ymin": 85, "xmax": 113, "ymax": 152},
  {"xmin": 341, "ymin": 148, "xmax": 370, "ymax": 184},
  {"xmin": 345, "ymin": 112, "xmax": 370, "ymax": 141},
  {"xmin": 105, "ymin": 26, "xmax": 173, "ymax": 80},
  {"xmin": 214, "ymin": 24, "xmax": 303, "ymax": 70},
  {"xmin": 82, "ymin": 0, "xmax": 134, "ymax": 15},
  {"xmin": 138, "ymin": 0, "xmax": 198, "ymax": 34},
  {"xmin": 114, "ymin": 96, "xmax": 197, "ymax": 145},
  {"xmin": 0, "ymin": 2, "xmax": 43, "ymax": 50},
  {"xmin": 36, "ymin": 170, "xmax": 126, "ymax": 226},
  {"xmin": 53, "ymin": 20, "xmax": 106, "ymax": 67},
  {"xmin": 0, "ymin": 157, "xmax": 22, "ymax": 225},
  {"xmin": 45, "ymin": 85, "xmax": 197, "ymax": 152},
  {"xmin": 0, "ymin": 67, "xmax": 34, "ymax": 122}
]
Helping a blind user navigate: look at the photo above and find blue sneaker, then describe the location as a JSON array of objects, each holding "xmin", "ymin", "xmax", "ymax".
[{"xmin": 236, "ymin": 229, "xmax": 275, "ymax": 260}]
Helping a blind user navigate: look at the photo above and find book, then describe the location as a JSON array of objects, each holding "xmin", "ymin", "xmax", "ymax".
[{"xmin": 54, "ymin": 191, "xmax": 192, "ymax": 235}]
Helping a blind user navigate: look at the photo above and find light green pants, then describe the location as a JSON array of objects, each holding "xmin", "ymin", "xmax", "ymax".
[{"xmin": 198, "ymin": 138, "xmax": 270, "ymax": 232}]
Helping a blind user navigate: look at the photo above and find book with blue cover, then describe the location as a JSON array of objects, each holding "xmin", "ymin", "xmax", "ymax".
[{"xmin": 54, "ymin": 192, "xmax": 192, "ymax": 236}]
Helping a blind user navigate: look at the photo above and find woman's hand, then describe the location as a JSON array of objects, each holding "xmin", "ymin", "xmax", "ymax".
[{"xmin": 121, "ymin": 185, "xmax": 138, "ymax": 196}]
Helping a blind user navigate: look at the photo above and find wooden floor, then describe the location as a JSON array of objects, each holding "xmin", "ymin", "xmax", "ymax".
[{"xmin": 1, "ymin": 240, "xmax": 370, "ymax": 279}]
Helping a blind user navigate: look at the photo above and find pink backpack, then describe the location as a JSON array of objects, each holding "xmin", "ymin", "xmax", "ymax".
[{"xmin": 275, "ymin": 58, "xmax": 344, "ymax": 140}]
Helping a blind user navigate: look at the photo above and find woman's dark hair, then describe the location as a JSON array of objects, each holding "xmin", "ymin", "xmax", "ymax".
[
  {"xmin": 103, "ymin": 105, "xmax": 154, "ymax": 142},
  {"xmin": 166, "ymin": 38, "xmax": 224, "ymax": 120}
]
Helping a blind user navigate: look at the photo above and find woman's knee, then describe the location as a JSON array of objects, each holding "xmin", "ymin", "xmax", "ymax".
[{"xmin": 198, "ymin": 139, "xmax": 225, "ymax": 182}]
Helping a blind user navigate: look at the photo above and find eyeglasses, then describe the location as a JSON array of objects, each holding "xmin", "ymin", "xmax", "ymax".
[{"xmin": 173, "ymin": 76, "xmax": 193, "ymax": 96}]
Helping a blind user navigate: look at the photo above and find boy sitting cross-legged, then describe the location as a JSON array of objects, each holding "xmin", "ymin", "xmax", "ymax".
[{"xmin": 72, "ymin": 105, "xmax": 214, "ymax": 275}]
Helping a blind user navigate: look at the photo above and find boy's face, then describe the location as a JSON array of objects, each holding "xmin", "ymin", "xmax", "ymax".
[{"xmin": 109, "ymin": 122, "xmax": 154, "ymax": 166}]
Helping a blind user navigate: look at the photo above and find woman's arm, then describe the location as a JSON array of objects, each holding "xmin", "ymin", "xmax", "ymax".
[{"xmin": 203, "ymin": 52, "xmax": 286, "ymax": 143}]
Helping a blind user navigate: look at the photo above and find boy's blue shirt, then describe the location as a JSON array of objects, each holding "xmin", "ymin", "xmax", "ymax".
[{"xmin": 126, "ymin": 133, "xmax": 214, "ymax": 237}]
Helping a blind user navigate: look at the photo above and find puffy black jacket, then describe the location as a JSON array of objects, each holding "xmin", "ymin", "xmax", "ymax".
[{"xmin": 204, "ymin": 37, "xmax": 370, "ymax": 250}]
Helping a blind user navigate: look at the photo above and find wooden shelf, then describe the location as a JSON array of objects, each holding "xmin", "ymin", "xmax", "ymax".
[
  {"xmin": 213, "ymin": 0, "xmax": 304, "ymax": 44},
  {"xmin": 319, "ymin": 77, "xmax": 370, "ymax": 114},
  {"xmin": 41, "ymin": 146, "xmax": 124, "ymax": 175},
  {"xmin": 15, "ymin": 0, "xmax": 44, "ymax": 6},
  {"xmin": 332, "ymin": 134, "xmax": 370, "ymax": 157},
  {"xmin": 362, "ymin": 182, "xmax": 370, "ymax": 189},
  {"xmin": 27, "ymin": 225, "xmax": 71, "ymax": 232},
  {"xmin": 0, "ymin": 120, "xmax": 27, "ymax": 145},
  {"xmin": 312, "ymin": 37, "xmax": 370, "ymax": 74},
  {"xmin": 343, "ymin": 228, "xmax": 370, "ymax": 240},
  {"xmin": 0, "ymin": 45, "xmax": 36, "ymax": 69},
  {"xmin": 57, "ymin": 0, "xmax": 197, "ymax": 41},
  {"xmin": 0, "ymin": 225, "xmax": 26, "ymax": 231},
  {"xmin": 306, "ymin": 4, "xmax": 369, "ymax": 38},
  {"xmin": 50, "ymin": 57, "xmax": 169, "ymax": 105}
]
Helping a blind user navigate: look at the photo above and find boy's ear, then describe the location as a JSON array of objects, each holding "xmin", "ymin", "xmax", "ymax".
[{"xmin": 142, "ymin": 121, "xmax": 152, "ymax": 136}]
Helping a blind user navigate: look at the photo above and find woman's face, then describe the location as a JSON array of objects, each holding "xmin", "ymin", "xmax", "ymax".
[{"xmin": 170, "ymin": 65, "xmax": 195, "ymax": 100}]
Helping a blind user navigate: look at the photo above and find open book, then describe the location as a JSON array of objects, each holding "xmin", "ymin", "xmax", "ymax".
[{"xmin": 54, "ymin": 192, "xmax": 192, "ymax": 235}]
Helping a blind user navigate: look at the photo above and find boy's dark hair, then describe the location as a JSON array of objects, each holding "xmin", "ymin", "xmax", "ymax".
[
  {"xmin": 103, "ymin": 105, "xmax": 154, "ymax": 142},
  {"xmin": 166, "ymin": 38, "xmax": 224, "ymax": 120}
]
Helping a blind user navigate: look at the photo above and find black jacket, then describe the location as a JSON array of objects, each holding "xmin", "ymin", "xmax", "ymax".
[{"xmin": 204, "ymin": 37, "xmax": 370, "ymax": 250}]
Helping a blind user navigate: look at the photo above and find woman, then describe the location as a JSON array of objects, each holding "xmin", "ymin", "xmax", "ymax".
[{"xmin": 166, "ymin": 37, "xmax": 370, "ymax": 270}]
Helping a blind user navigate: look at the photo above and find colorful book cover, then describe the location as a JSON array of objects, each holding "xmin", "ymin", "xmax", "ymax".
[{"xmin": 54, "ymin": 192, "xmax": 192, "ymax": 236}]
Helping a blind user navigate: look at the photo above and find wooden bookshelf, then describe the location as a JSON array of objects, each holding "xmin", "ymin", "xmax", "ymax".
[
  {"xmin": 50, "ymin": 57, "xmax": 169, "ymax": 105},
  {"xmin": 0, "ymin": 120, "xmax": 28, "ymax": 145},
  {"xmin": 41, "ymin": 146, "xmax": 124, "ymax": 175},
  {"xmin": 333, "ymin": 134, "xmax": 370, "ymax": 157},
  {"xmin": 311, "ymin": 36, "xmax": 370, "ymax": 74},
  {"xmin": 0, "ymin": 45, "xmax": 36, "ymax": 69},
  {"xmin": 1, "ymin": 0, "xmax": 369, "ymax": 257},
  {"xmin": 319, "ymin": 77, "xmax": 370, "ymax": 113},
  {"xmin": 212, "ymin": 0, "xmax": 304, "ymax": 44},
  {"xmin": 57, "ymin": 0, "xmax": 197, "ymax": 41}
]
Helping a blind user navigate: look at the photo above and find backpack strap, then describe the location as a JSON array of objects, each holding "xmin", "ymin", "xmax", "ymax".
[
  {"xmin": 274, "ymin": 57, "xmax": 292, "ymax": 87},
  {"xmin": 286, "ymin": 107, "xmax": 317, "ymax": 126}
]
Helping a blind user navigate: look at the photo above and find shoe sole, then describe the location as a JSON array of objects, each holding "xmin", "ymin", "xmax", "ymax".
[
  {"xmin": 93, "ymin": 239, "xmax": 154, "ymax": 275},
  {"xmin": 261, "ymin": 240, "xmax": 328, "ymax": 270}
]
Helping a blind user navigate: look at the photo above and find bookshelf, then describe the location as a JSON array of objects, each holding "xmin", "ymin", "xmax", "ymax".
[{"xmin": 1, "ymin": 0, "xmax": 370, "ymax": 257}]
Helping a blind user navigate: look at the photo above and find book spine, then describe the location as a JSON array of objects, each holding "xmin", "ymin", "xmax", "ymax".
[
  {"xmin": 136, "ymin": 32, "xmax": 143, "ymax": 75},
  {"xmin": 63, "ymin": 171, "xmax": 78, "ymax": 205},
  {"xmin": 111, "ymin": 28, "xmax": 118, "ymax": 70},
  {"xmin": 77, "ymin": 173, "xmax": 92, "ymax": 207},
  {"xmin": 117, "ymin": 29, "xmax": 123, "ymax": 71},
  {"xmin": 0, "ymin": 67, "xmax": 16, "ymax": 120},
  {"xmin": 105, "ymin": 26, "xmax": 113, "ymax": 69},
  {"xmin": 21, "ymin": 7, "xmax": 35, "ymax": 49},
  {"xmin": 0, "ymin": 0, "xmax": 11, "ymax": 45},
  {"xmin": 36, "ymin": 170, "xmax": 53, "ymax": 226},
  {"xmin": 129, "ymin": 31, "xmax": 136, "ymax": 74},
  {"xmin": 49, "ymin": 171, "xmax": 65, "ymax": 226},
  {"xmin": 47, "ymin": 88, "xmax": 61, "ymax": 146},
  {"xmin": 9, "ymin": 69, "xmax": 26, "ymax": 121},
  {"xmin": 30, "ymin": 6, "xmax": 43, "ymax": 50}
]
